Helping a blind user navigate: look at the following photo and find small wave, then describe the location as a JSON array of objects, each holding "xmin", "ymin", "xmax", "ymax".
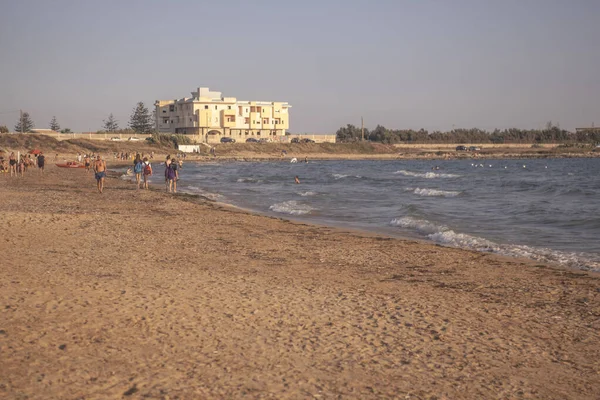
[
  {"xmin": 394, "ymin": 170, "xmax": 461, "ymax": 179},
  {"xmin": 390, "ymin": 217, "xmax": 447, "ymax": 234},
  {"xmin": 391, "ymin": 217, "xmax": 599, "ymax": 271},
  {"xmin": 269, "ymin": 200, "xmax": 314, "ymax": 215},
  {"xmin": 297, "ymin": 191, "xmax": 317, "ymax": 197},
  {"xmin": 332, "ymin": 174, "xmax": 348, "ymax": 180},
  {"xmin": 183, "ymin": 186, "xmax": 224, "ymax": 201},
  {"xmin": 237, "ymin": 177, "xmax": 263, "ymax": 183},
  {"xmin": 413, "ymin": 188, "xmax": 460, "ymax": 197}
]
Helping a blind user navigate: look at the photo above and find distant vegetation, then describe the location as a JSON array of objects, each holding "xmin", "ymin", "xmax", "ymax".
[
  {"xmin": 336, "ymin": 123, "xmax": 600, "ymax": 144},
  {"xmin": 146, "ymin": 133, "xmax": 192, "ymax": 147}
]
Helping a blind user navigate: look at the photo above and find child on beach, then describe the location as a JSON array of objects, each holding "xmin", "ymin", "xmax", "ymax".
[
  {"xmin": 166, "ymin": 158, "xmax": 179, "ymax": 193},
  {"xmin": 142, "ymin": 157, "xmax": 152, "ymax": 190}
]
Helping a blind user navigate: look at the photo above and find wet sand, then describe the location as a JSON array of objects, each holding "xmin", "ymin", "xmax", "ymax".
[{"xmin": 1, "ymin": 164, "xmax": 599, "ymax": 399}]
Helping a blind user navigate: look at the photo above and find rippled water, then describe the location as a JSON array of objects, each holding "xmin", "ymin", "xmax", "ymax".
[{"xmin": 170, "ymin": 158, "xmax": 600, "ymax": 272}]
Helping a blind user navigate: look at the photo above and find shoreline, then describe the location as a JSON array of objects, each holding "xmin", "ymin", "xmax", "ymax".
[
  {"xmin": 128, "ymin": 158, "xmax": 600, "ymax": 274},
  {"xmin": 1, "ymin": 165, "xmax": 599, "ymax": 399}
]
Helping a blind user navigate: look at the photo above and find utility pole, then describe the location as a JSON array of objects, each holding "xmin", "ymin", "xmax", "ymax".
[
  {"xmin": 20, "ymin": 109, "xmax": 23, "ymax": 134},
  {"xmin": 361, "ymin": 117, "xmax": 364, "ymax": 141}
]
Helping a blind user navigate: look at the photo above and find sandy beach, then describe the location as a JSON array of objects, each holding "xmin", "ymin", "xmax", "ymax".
[{"xmin": 1, "ymin": 163, "xmax": 599, "ymax": 399}]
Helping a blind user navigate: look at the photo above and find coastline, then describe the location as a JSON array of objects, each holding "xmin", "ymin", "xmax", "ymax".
[{"xmin": 1, "ymin": 165, "xmax": 599, "ymax": 399}]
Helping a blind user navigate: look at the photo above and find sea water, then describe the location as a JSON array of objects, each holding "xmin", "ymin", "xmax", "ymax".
[{"xmin": 174, "ymin": 158, "xmax": 600, "ymax": 272}]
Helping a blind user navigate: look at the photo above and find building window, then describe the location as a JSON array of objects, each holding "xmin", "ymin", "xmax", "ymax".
[
  {"xmin": 170, "ymin": 120, "xmax": 173, "ymax": 123},
  {"xmin": 263, "ymin": 119, "xmax": 269, "ymax": 124},
  {"xmin": 245, "ymin": 130, "xmax": 249, "ymax": 135},
  {"xmin": 204, "ymin": 105, "xmax": 208, "ymax": 109},
  {"xmin": 228, "ymin": 106, "xmax": 231, "ymax": 110},
  {"xmin": 162, "ymin": 110, "xmax": 167, "ymax": 113},
  {"xmin": 215, "ymin": 105, "xmax": 217, "ymax": 110},
  {"xmin": 245, "ymin": 118, "xmax": 250, "ymax": 124},
  {"xmin": 169, "ymin": 105, "xmax": 175, "ymax": 112}
]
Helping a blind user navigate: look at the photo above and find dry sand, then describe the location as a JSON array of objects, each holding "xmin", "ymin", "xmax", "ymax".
[{"xmin": 1, "ymin": 163, "xmax": 599, "ymax": 399}]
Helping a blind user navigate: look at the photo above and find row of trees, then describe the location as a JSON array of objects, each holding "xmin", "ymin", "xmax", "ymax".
[
  {"xmin": 336, "ymin": 123, "xmax": 600, "ymax": 144},
  {"xmin": 101, "ymin": 102, "xmax": 154, "ymax": 133},
  {"xmin": 1, "ymin": 101, "xmax": 156, "ymax": 134}
]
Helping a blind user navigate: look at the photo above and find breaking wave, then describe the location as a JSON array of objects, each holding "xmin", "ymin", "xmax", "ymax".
[
  {"xmin": 390, "ymin": 217, "xmax": 599, "ymax": 271},
  {"xmin": 395, "ymin": 170, "xmax": 461, "ymax": 179},
  {"xmin": 412, "ymin": 188, "xmax": 461, "ymax": 197},
  {"xmin": 237, "ymin": 177, "xmax": 263, "ymax": 183},
  {"xmin": 297, "ymin": 191, "xmax": 317, "ymax": 197},
  {"xmin": 269, "ymin": 200, "xmax": 314, "ymax": 215}
]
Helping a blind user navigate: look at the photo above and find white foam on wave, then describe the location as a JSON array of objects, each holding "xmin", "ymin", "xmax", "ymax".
[
  {"xmin": 297, "ymin": 191, "xmax": 317, "ymax": 197},
  {"xmin": 269, "ymin": 200, "xmax": 314, "ymax": 215},
  {"xmin": 332, "ymin": 174, "xmax": 348, "ymax": 179},
  {"xmin": 413, "ymin": 188, "xmax": 460, "ymax": 197},
  {"xmin": 237, "ymin": 177, "xmax": 263, "ymax": 183},
  {"xmin": 390, "ymin": 217, "xmax": 448, "ymax": 234},
  {"xmin": 394, "ymin": 170, "xmax": 461, "ymax": 179},
  {"xmin": 391, "ymin": 217, "xmax": 599, "ymax": 272}
]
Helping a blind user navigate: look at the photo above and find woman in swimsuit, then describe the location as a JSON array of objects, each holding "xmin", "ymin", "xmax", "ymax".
[{"xmin": 9, "ymin": 152, "xmax": 16, "ymax": 177}]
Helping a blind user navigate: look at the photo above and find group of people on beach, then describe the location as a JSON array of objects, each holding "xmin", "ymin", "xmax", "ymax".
[
  {"xmin": 131, "ymin": 154, "xmax": 153, "ymax": 190},
  {"xmin": 124, "ymin": 153, "xmax": 180, "ymax": 193},
  {"xmin": 0, "ymin": 151, "xmax": 45, "ymax": 176},
  {"xmin": 163, "ymin": 155, "xmax": 180, "ymax": 193}
]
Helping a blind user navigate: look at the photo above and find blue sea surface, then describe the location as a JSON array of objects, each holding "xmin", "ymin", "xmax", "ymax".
[{"xmin": 169, "ymin": 158, "xmax": 600, "ymax": 271}]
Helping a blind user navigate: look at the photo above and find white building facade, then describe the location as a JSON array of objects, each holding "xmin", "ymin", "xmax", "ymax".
[{"xmin": 155, "ymin": 87, "xmax": 291, "ymax": 143}]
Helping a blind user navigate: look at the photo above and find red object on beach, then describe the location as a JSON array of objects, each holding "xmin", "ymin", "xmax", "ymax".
[
  {"xmin": 29, "ymin": 149, "xmax": 42, "ymax": 155},
  {"xmin": 55, "ymin": 161, "xmax": 85, "ymax": 168}
]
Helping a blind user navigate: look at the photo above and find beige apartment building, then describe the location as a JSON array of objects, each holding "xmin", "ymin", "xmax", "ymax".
[{"xmin": 155, "ymin": 87, "xmax": 291, "ymax": 143}]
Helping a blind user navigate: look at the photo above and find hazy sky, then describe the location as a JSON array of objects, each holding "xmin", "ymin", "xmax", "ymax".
[{"xmin": 1, "ymin": 0, "xmax": 598, "ymax": 133}]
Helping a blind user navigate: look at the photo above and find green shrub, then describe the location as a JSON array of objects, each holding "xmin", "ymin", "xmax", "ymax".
[{"xmin": 147, "ymin": 133, "xmax": 192, "ymax": 147}]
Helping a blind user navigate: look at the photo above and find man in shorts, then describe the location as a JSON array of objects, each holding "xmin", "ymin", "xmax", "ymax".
[
  {"xmin": 37, "ymin": 151, "xmax": 45, "ymax": 175},
  {"xmin": 93, "ymin": 155, "xmax": 107, "ymax": 194}
]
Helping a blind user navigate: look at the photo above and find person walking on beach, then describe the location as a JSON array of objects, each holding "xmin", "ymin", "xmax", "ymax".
[
  {"xmin": 93, "ymin": 155, "xmax": 107, "ymax": 194},
  {"xmin": 9, "ymin": 152, "xmax": 16, "ymax": 177},
  {"xmin": 18, "ymin": 156, "xmax": 25, "ymax": 178},
  {"xmin": 84, "ymin": 155, "xmax": 91, "ymax": 173},
  {"xmin": 133, "ymin": 154, "xmax": 143, "ymax": 190},
  {"xmin": 37, "ymin": 151, "xmax": 45, "ymax": 175},
  {"xmin": 142, "ymin": 157, "xmax": 152, "ymax": 190},
  {"xmin": 166, "ymin": 157, "xmax": 179, "ymax": 193}
]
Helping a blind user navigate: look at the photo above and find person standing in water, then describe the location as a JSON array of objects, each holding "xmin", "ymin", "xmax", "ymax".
[
  {"xmin": 164, "ymin": 155, "xmax": 172, "ymax": 191},
  {"xmin": 93, "ymin": 155, "xmax": 107, "ymax": 194},
  {"xmin": 295, "ymin": 176, "xmax": 300, "ymax": 184},
  {"xmin": 166, "ymin": 157, "xmax": 179, "ymax": 193}
]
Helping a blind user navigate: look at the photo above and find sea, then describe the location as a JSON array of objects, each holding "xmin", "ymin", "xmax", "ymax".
[{"xmin": 145, "ymin": 158, "xmax": 600, "ymax": 272}]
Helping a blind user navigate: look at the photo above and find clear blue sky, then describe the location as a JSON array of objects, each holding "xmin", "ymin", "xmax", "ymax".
[{"xmin": 1, "ymin": 0, "xmax": 598, "ymax": 133}]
